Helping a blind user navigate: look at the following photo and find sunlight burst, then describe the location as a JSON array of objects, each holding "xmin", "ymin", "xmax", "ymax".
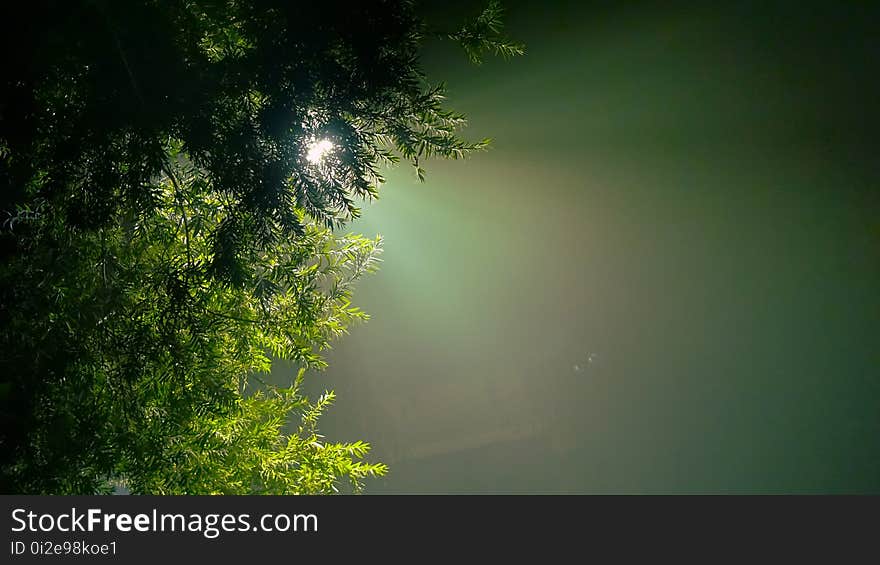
[{"xmin": 306, "ymin": 139, "xmax": 335, "ymax": 164}]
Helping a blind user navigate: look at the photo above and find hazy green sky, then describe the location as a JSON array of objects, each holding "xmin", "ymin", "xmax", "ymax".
[{"xmin": 293, "ymin": 1, "xmax": 879, "ymax": 492}]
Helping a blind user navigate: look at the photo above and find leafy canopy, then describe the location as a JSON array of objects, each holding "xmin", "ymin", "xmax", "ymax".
[{"xmin": 0, "ymin": 0, "xmax": 520, "ymax": 493}]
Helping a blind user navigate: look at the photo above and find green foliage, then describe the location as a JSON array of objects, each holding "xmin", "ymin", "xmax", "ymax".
[
  {"xmin": 0, "ymin": 153, "xmax": 384, "ymax": 494},
  {"xmin": 0, "ymin": 0, "xmax": 519, "ymax": 494},
  {"xmin": 446, "ymin": 1, "xmax": 525, "ymax": 65},
  {"xmin": 131, "ymin": 370, "xmax": 388, "ymax": 494}
]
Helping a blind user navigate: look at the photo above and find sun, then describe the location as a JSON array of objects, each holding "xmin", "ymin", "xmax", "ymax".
[{"xmin": 306, "ymin": 139, "xmax": 335, "ymax": 164}]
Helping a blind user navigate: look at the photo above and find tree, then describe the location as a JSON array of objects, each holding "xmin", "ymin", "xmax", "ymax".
[{"xmin": 0, "ymin": 0, "xmax": 521, "ymax": 493}]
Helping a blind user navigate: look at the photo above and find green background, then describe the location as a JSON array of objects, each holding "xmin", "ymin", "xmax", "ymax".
[{"xmin": 294, "ymin": 1, "xmax": 879, "ymax": 492}]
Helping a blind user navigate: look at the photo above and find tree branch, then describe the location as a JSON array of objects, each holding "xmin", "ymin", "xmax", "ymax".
[
  {"xmin": 162, "ymin": 163, "xmax": 193, "ymax": 268},
  {"xmin": 206, "ymin": 308, "xmax": 261, "ymax": 325}
]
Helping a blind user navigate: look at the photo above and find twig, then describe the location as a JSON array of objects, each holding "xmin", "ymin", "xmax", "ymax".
[
  {"xmin": 206, "ymin": 308, "xmax": 261, "ymax": 325},
  {"xmin": 162, "ymin": 163, "xmax": 193, "ymax": 268}
]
